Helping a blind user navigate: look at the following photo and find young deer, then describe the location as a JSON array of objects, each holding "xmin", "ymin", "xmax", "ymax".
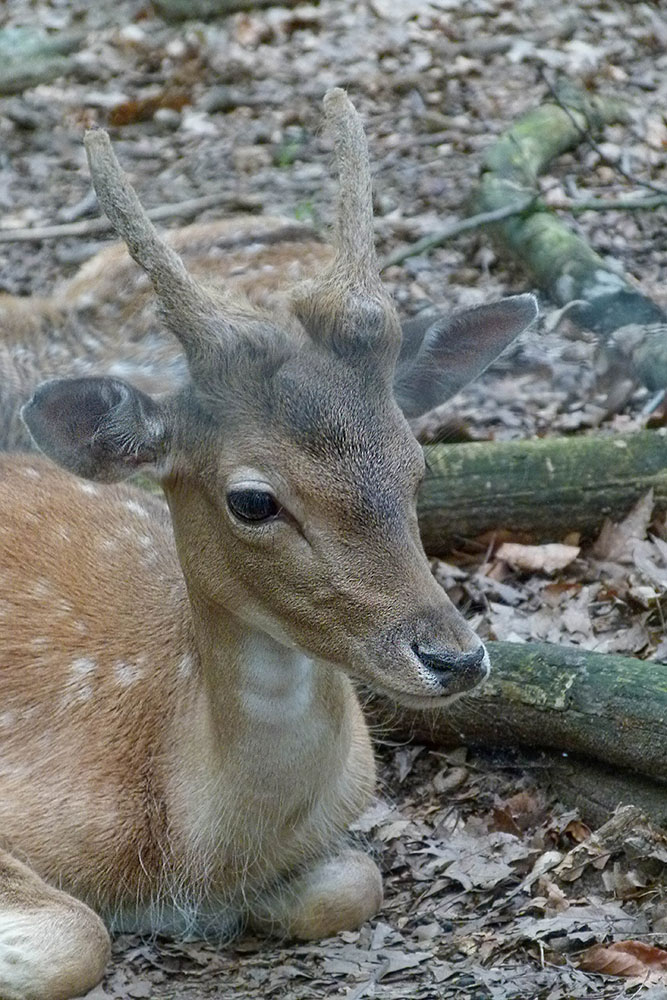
[{"xmin": 0, "ymin": 90, "xmax": 537, "ymax": 1000}]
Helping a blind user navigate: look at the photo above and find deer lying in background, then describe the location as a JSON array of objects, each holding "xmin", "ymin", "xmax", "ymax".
[{"xmin": 0, "ymin": 90, "xmax": 536, "ymax": 999}]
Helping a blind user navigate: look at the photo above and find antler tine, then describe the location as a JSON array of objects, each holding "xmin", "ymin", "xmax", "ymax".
[
  {"xmin": 84, "ymin": 128, "xmax": 230, "ymax": 373},
  {"xmin": 293, "ymin": 90, "xmax": 400, "ymax": 365},
  {"xmin": 323, "ymin": 88, "xmax": 379, "ymax": 289}
]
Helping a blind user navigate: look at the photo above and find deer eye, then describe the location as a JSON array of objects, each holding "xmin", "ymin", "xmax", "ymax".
[{"xmin": 227, "ymin": 488, "xmax": 281, "ymax": 524}]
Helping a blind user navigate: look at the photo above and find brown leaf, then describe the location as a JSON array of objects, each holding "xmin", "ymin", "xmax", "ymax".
[
  {"xmin": 579, "ymin": 940, "xmax": 667, "ymax": 980},
  {"xmin": 108, "ymin": 91, "xmax": 191, "ymax": 126},
  {"xmin": 592, "ymin": 490, "xmax": 654, "ymax": 562},
  {"xmin": 490, "ymin": 805, "xmax": 522, "ymax": 837},
  {"xmin": 562, "ymin": 819, "xmax": 592, "ymax": 845}
]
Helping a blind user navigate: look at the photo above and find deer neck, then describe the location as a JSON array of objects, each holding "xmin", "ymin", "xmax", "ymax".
[
  {"xmin": 164, "ymin": 592, "xmax": 359, "ymax": 872},
  {"xmin": 182, "ymin": 592, "xmax": 351, "ymax": 775},
  {"xmin": 192, "ymin": 596, "xmax": 319, "ymax": 725}
]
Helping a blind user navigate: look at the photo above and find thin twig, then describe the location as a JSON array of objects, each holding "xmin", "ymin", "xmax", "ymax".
[
  {"xmin": 0, "ymin": 192, "xmax": 262, "ymax": 243},
  {"xmin": 539, "ymin": 71, "xmax": 667, "ymax": 197},
  {"xmin": 549, "ymin": 193, "xmax": 667, "ymax": 213},
  {"xmin": 380, "ymin": 197, "xmax": 535, "ymax": 270}
]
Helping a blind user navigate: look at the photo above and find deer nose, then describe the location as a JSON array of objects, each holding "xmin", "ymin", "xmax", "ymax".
[{"xmin": 411, "ymin": 641, "xmax": 489, "ymax": 694}]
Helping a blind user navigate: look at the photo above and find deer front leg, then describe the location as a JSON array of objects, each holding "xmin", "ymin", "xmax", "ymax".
[
  {"xmin": 0, "ymin": 849, "xmax": 110, "ymax": 1000},
  {"xmin": 252, "ymin": 849, "xmax": 383, "ymax": 940}
]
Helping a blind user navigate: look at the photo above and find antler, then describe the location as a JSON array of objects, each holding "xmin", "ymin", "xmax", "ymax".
[
  {"xmin": 293, "ymin": 89, "xmax": 400, "ymax": 366},
  {"xmin": 84, "ymin": 128, "xmax": 256, "ymax": 382}
]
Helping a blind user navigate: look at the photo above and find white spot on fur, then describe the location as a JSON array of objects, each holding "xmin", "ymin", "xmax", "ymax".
[
  {"xmin": 78, "ymin": 482, "xmax": 100, "ymax": 496},
  {"xmin": 70, "ymin": 683, "xmax": 93, "ymax": 704},
  {"xmin": 71, "ymin": 656, "xmax": 97, "ymax": 677},
  {"xmin": 138, "ymin": 534, "xmax": 152, "ymax": 548},
  {"xmin": 31, "ymin": 579, "xmax": 52, "ymax": 599},
  {"xmin": 21, "ymin": 467, "xmax": 41, "ymax": 479},
  {"xmin": 125, "ymin": 500, "xmax": 150, "ymax": 518},
  {"xmin": 114, "ymin": 660, "xmax": 143, "ymax": 688},
  {"xmin": 0, "ymin": 711, "xmax": 16, "ymax": 728},
  {"xmin": 177, "ymin": 652, "xmax": 195, "ymax": 679}
]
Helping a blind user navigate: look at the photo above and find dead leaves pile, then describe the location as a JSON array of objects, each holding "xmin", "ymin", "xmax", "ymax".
[{"xmin": 436, "ymin": 490, "xmax": 667, "ymax": 662}]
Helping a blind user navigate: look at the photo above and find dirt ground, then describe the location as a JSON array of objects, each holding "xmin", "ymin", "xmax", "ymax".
[{"xmin": 1, "ymin": 0, "xmax": 666, "ymax": 997}]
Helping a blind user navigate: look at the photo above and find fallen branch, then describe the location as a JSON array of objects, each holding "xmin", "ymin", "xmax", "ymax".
[
  {"xmin": 543, "ymin": 755, "xmax": 667, "ymax": 829},
  {"xmin": 469, "ymin": 86, "xmax": 667, "ymax": 388},
  {"xmin": 0, "ymin": 28, "xmax": 83, "ymax": 96},
  {"xmin": 380, "ymin": 198, "xmax": 535, "ymax": 270},
  {"xmin": 369, "ymin": 640, "xmax": 667, "ymax": 826},
  {"xmin": 153, "ymin": 0, "xmax": 304, "ymax": 19},
  {"xmin": 419, "ymin": 431, "xmax": 667, "ymax": 554},
  {"xmin": 381, "ymin": 192, "xmax": 666, "ymax": 270},
  {"xmin": 0, "ymin": 192, "xmax": 263, "ymax": 243},
  {"xmin": 547, "ymin": 193, "xmax": 667, "ymax": 213},
  {"xmin": 540, "ymin": 72, "xmax": 667, "ymax": 198}
]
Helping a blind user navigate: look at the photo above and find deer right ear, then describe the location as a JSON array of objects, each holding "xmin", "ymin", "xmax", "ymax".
[
  {"xmin": 394, "ymin": 294, "xmax": 538, "ymax": 419},
  {"xmin": 21, "ymin": 377, "xmax": 170, "ymax": 483}
]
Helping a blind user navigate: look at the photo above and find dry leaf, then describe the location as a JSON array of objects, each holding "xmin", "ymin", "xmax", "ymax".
[
  {"xmin": 496, "ymin": 542, "xmax": 580, "ymax": 574},
  {"xmin": 108, "ymin": 91, "xmax": 191, "ymax": 126},
  {"xmin": 579, "ymin": 940, "xmax": 667, "ymax": 980},
  {"xmin": 563, "ymin": 819, "xmax": 592, "ymax": 845},
  {"xmin": 593, "ymin": 491, "xmax": 654, "ymax": 562}
]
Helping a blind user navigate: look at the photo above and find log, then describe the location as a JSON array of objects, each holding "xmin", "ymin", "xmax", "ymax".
[
  {"xmin": 370, "ymin": 640, "xmax": 667, "ymax": 825},
  {"xmin": 0, "ymin": 28, "xmax": 83, "ymax": 96},
  {"xmin": 543, "ymin": 755, "xmax": 667, "ymax": 829},
  {"xmin": 470, "ymin": 87, "xmax": 667, "ymax": 387},
  {"xmin": 419, "ymin": 430, "xmax": 667, "ymax": 554},
  {"xmin": 375, "ymin": 640, "xmax": 667, "ymax": 782}
]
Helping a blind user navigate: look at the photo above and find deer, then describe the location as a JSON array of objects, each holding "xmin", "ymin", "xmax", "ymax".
[{"xmin": 0, "ymin": 89, "xmax": 537, "ymax": 1000}]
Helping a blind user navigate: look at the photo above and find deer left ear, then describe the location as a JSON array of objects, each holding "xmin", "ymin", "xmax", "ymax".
[
  {"xmin": 21, "ymin": 376, "xmax": 170, "ymax": 483},
  {"xmin": 394, "ymin": 294, "xmax": 538, "ymax": 419}
]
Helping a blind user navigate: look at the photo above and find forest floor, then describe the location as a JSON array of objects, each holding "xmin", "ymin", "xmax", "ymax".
[{"xmin": 1, "ymin": 0, "xmax": 666, "ymax": 997}]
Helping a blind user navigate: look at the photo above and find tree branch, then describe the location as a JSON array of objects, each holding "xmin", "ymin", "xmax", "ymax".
[
  {"xmin": 380, "ymin": 198, "xmax": 536, "ymax": 270},
  {"xmin": 0, "ymin": 192, "xmax": 262, "ymax": 244}
]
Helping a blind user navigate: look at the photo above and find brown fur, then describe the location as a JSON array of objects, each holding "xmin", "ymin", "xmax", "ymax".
[{"xmin": 0, "ymin": 454, "xmax": 377, "ymax": 932}]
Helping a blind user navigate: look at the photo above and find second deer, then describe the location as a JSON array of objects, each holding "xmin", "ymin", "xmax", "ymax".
[{"xmin": 0, "ymin": 90, "xmax": 536, "ymax": 999}]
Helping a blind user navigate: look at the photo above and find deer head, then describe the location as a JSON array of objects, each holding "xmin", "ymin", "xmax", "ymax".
[{"xmin": 22, "ymin": 90, "xmax": 536, "ymax": 706}]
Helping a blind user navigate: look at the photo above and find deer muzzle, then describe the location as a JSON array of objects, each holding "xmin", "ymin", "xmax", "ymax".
[{"xmin": 411, "ymin": 640, "xmax": 490, "ymax": 697}]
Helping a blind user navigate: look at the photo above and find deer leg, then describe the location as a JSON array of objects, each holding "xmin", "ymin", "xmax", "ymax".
[
  {"xmin": 0, "ymin": 848, "xmax": 110, "ymax": 1000},
  {"xmin": 251, "ymin": 849, "xmax": 383, "ymax": 940}
]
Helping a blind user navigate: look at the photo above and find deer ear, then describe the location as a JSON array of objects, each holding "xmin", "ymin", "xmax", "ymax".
[
  {"xmin": 395, "ymin": 294, "xmax": 538, "ymax": 419},
  {"xmin": 21, "ymin": 377, "xmax": 170, "ymax": 483}
]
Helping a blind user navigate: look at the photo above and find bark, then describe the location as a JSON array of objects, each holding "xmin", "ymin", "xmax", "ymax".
[
  {"xmin": 0, "ymin": 29, "xmax": 83, "ymax": 96},
  {"xmin": 470, "ymin": 87, "xmax": 667, "ymax": 387},
  {"xmin": 418, "ymin": 430, "xmax": 667, "ymax": 553},
  {"xmin": 381, "ymin": 640, "xmax": 667, "ymax": 781},
  {"xmin": 369, "ymin": 640, "xmax": 667, "ymax": 826},
  {"xmin": 543, "ymin": 755, "xmax": 667, "ymax": 829}
]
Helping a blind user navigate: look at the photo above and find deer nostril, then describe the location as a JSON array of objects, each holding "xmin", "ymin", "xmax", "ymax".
[{"xmin": 411, "ymin": 641, "xmax": 488, "ymax": 693}]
